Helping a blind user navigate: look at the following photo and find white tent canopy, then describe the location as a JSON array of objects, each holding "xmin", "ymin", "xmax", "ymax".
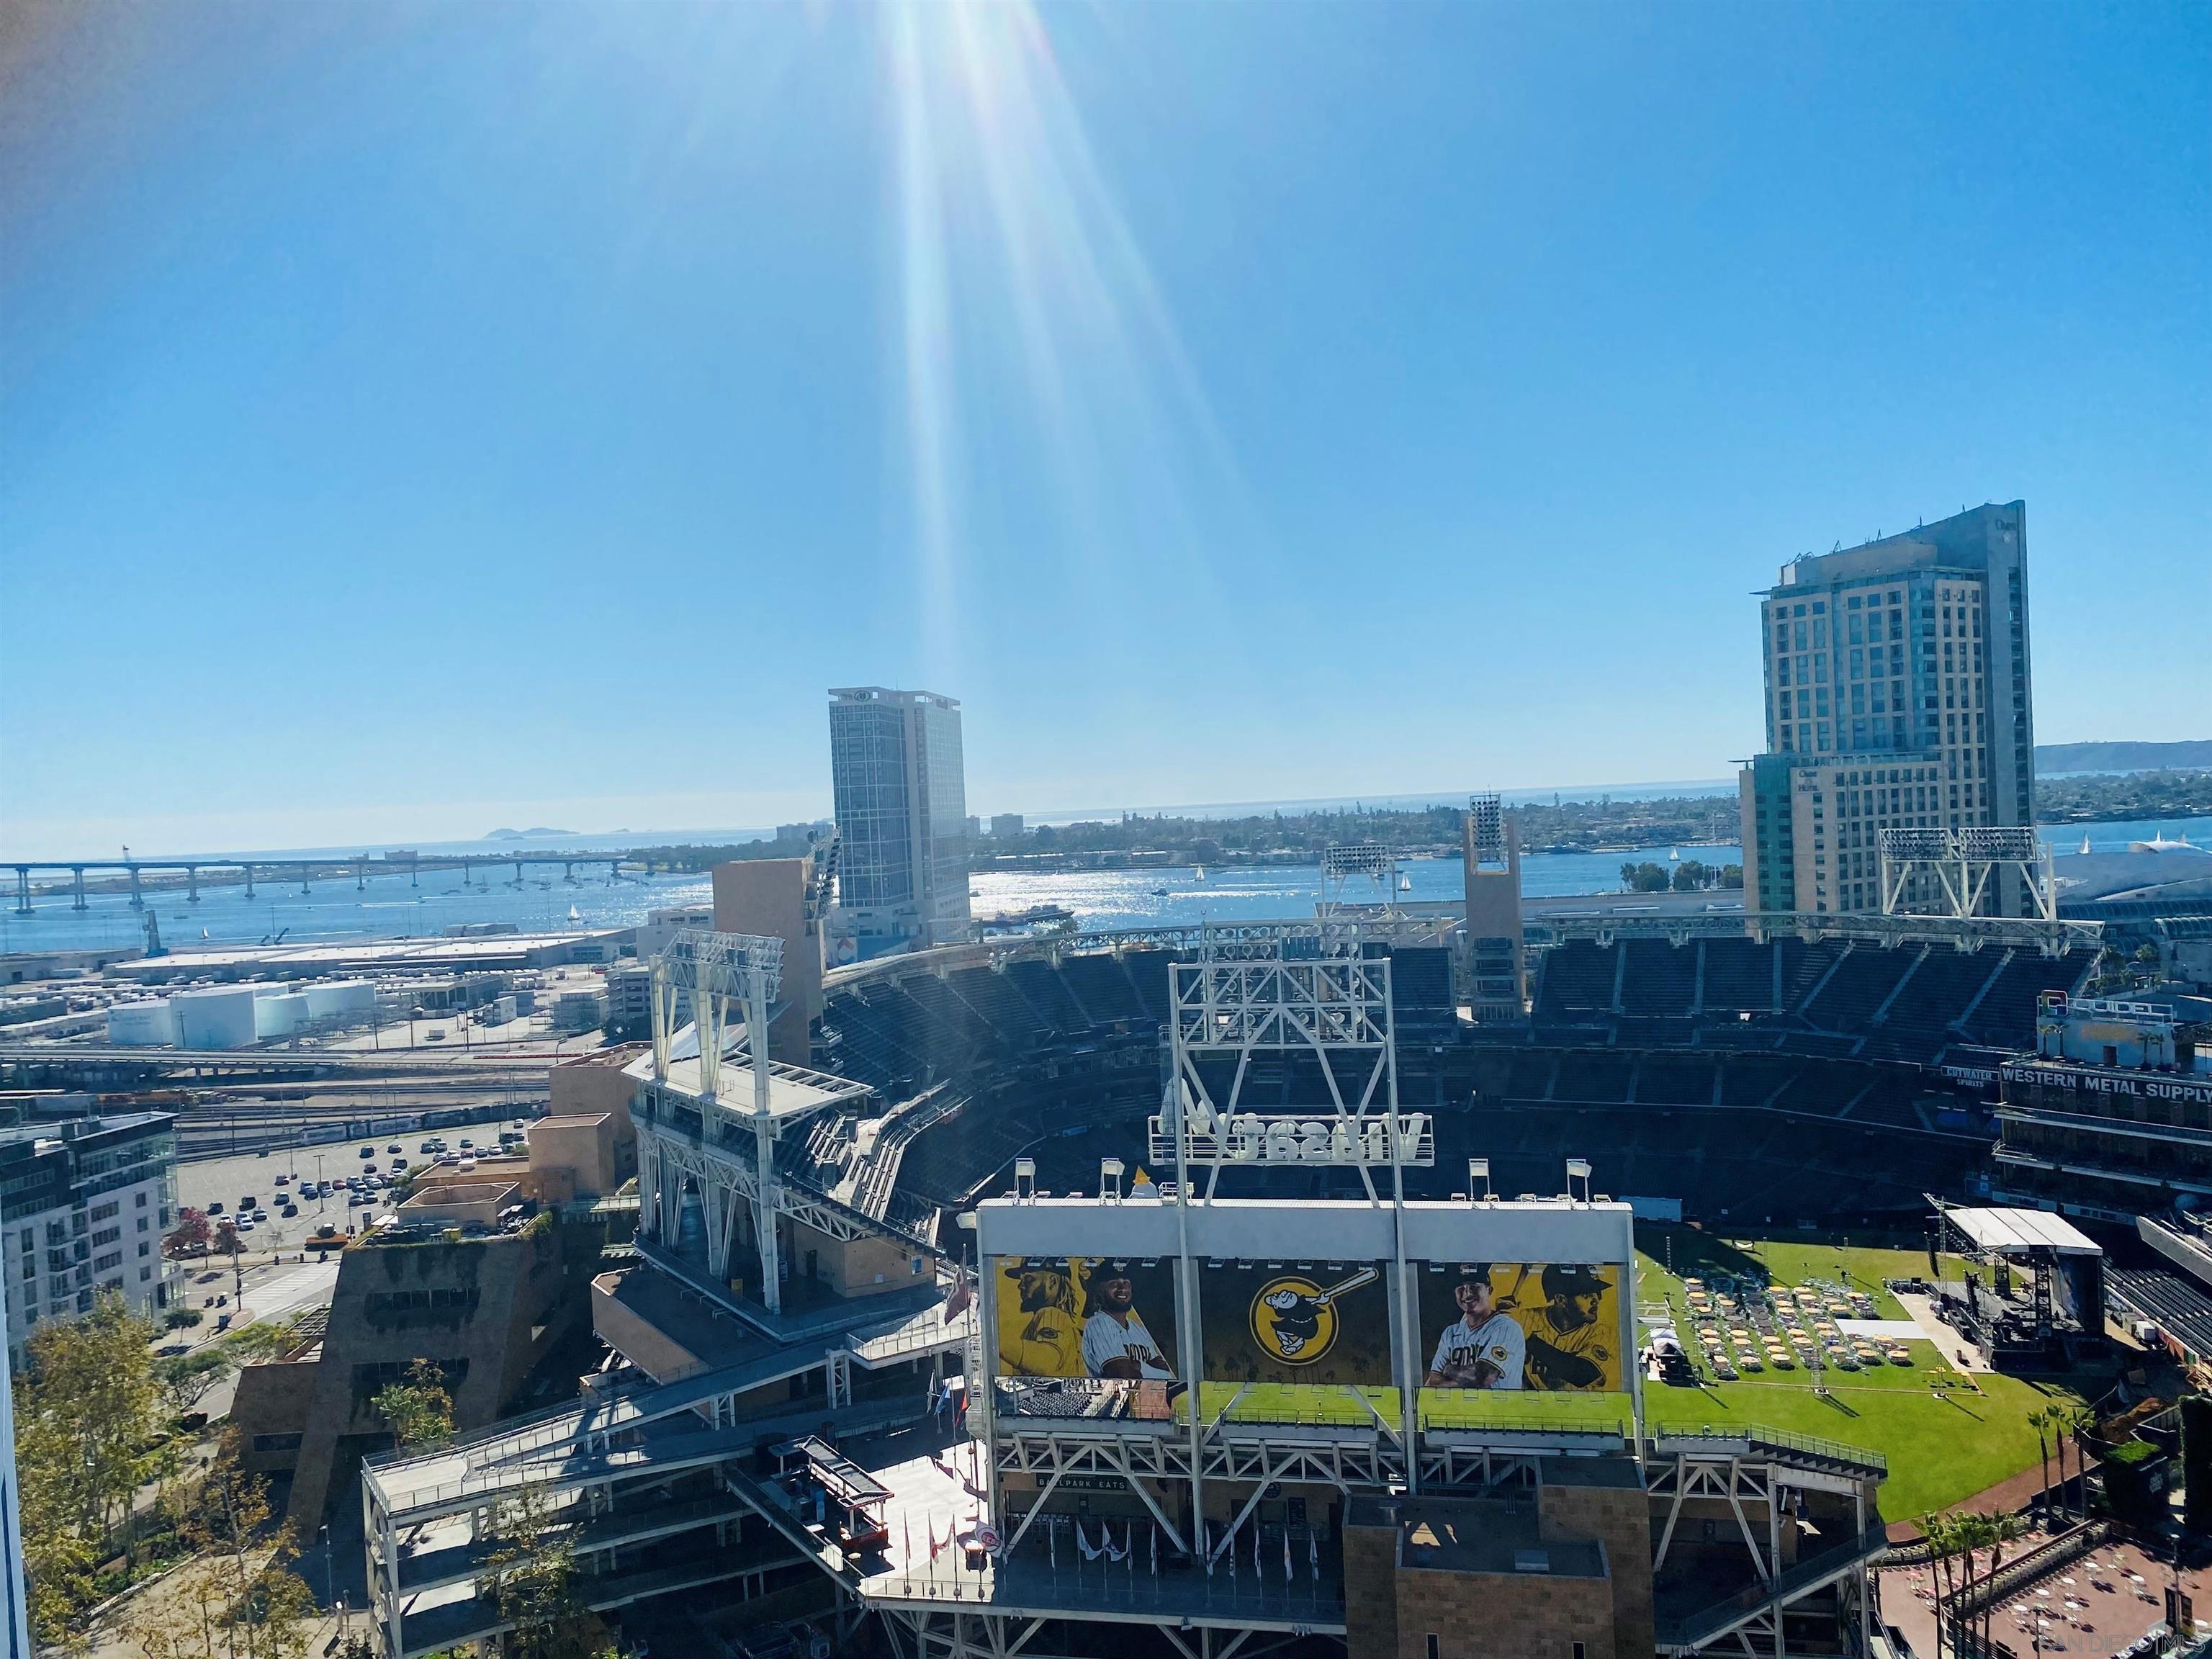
[{"xmin": 1941, "ymin": 1205, "xmax": 2101, "ymax": 1258}]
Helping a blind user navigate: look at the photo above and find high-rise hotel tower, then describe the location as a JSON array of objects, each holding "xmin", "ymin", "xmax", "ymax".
[
  {"xmin": 1740, "ymin": 503, "xmax": 2036, "ymax": 916},
  {"xmin": 827, "ymin": 686, "xmax": 972, "ymax": 955}
]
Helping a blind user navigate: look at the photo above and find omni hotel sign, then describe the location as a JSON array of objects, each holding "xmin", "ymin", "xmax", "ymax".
[{"xmin": 2000, "ymin": 1061, "xmax": 2212, "ymax": 1111}]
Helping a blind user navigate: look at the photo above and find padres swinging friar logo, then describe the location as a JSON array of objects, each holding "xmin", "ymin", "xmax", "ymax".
[{"xmin": 1248, "ymin": 1267, "xmax": 1379, "ymax": 1365}]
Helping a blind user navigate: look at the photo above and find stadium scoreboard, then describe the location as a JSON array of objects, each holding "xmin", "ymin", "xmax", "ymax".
[{"xmin": 976, "ymin": 1194, "xmax": 1639, "ymax": 1408}]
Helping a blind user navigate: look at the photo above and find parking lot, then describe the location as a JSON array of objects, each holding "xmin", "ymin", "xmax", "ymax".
[{"xmin": 174, "ymin": 1123, "xmax": 527, "ymax": 1254}]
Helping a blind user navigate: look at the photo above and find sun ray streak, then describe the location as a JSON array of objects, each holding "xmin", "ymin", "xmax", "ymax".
[{"xmin": 891, "ymin": 3, "xmax": 962, "ymax": 688}]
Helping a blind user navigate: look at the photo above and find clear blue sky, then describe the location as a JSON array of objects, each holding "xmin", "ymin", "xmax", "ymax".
[{"xmin": 3, "ymin": 2, "xmax": 2206, "ymax": 858}]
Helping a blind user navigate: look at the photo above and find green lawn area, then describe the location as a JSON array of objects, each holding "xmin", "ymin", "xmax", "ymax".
[
  {"xmin": 1634, "ymin": 1225, "xmax": 2085, "ymax": 1517},
  {"xmin": 1641, "ymin": 1371, "xmax": 2078, "ymax": 1519}
]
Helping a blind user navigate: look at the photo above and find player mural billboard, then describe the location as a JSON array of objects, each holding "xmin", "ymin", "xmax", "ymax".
[
  {"xmin": 1199, "ymin": 1261, "xmax": 1393, "ymax": 1387},
  {"xmin": 993, "ymin": 1257, "xmax": 1180, "ymax": 1380},
  {"xmin": 1415, "ymin": 1262, "xmax": 1624, "ymax": 1392}
]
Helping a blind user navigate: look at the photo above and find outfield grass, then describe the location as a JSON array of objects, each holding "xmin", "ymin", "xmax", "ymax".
[
  {"xmin": 1633, "ymin": 1226, "xmax": 2083, "ymax": 1516},
  {"xmin": 1640, "ymin": 1370, "xmax": 2080, "ymax": 1519}
]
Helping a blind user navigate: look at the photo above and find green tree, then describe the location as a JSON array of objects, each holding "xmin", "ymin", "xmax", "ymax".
[
  {"xmin": 1915, "ymin": 1512, "xmax": 1959, "ymax": 1659},
  {"xmin": 371, "ymin": 1358, "xmax": 454, "ymax": 1450},
  {"xmin": 13, "ymin": 1288, "xmax": 170, "ymax": 1641},
  {"xmin": 135, "ymin": 1432, "xmax": 317, "ymax": 1659},
  {"xmin": 154, "ymin": 1348, "xmax": 236, "ymax": 1417},
  {"xmin": 1672, "ymin": 860, "xmax": 1709, "ymax": 892},
  {"xmin": 1974, "ymin": 1513, "xmax": 2024, "ymax": 1657},
  {"xmin": 480, "ymin": 1481, "xmax": 613, "ymax": 1659},
  {"xmin": 2028, "ymin": 1407, "xmax": 2054, "ymax": 1523}
]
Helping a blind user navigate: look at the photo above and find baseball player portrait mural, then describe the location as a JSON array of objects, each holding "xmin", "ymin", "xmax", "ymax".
[
  {"xmin": 1416, "ymin": 1262, "xmax": 1622, "ymax": 1392},
  {"xmin": 994, "ymin": 1257, "xmax": 1179, "ymax": 1380},
  {"xmin": 993, "ymin": 1256, "xmax": 1622, "ymax": 1393}
]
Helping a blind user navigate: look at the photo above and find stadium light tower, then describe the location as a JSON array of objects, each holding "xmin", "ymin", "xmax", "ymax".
[
  {"xmin": 647, "ymin": 928, "xmax": 789, "ymax": 1308},
  {"xmin": 1878, "ymin": 827, "xmax": 2057, "ymax": 922},
  {"xmin": 1319, "ymin": 842, "xmax": 1400, "ymax": 914}
]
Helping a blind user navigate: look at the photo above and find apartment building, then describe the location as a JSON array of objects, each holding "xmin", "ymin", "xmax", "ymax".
[
  {"xmin": 1741, "ymin": 503, "xmax": 2036, "ymax": 915},
  {"xmin": 1, "ymin": 1112, "xmax": 180, "ymax": 1356}
]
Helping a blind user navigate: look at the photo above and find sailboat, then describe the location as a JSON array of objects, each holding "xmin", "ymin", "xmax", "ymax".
[
  {"xmin": 1397, "ymin": 874, "xmax": 1413, "ymax": 892},
  {"xmin": 567, "ymin": 904, "xmax": 582, "ymax": 923},
  {"xmin": 1193, "ymin": 866, "xmax": 1205, "ymax": 881},
  {"xmin": 2078, "ymin": 833, "xmax": 2092, "ymax": 855}
]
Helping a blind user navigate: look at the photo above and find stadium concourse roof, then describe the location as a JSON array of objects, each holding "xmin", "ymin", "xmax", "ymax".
[
  {"xmin": 622, "ymin": 1025, "xmax": 868, "ymax": 1122},
  {"xmin": 1943, "ymin": 1205, "xmax": 2100, "ymax": 1257}
]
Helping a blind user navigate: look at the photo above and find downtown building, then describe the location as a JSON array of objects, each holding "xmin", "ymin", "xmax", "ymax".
[
  {"xmin": 828, "ymin": 687, "xmax": 973, "ymax": 956},
  {"xmin": 0, "ymin": 1111, "xmax": 181, "ymax": 1359},
  {"xmin": 1740, "ymin": 503, "xmax": 2037, "ymax": 917}
]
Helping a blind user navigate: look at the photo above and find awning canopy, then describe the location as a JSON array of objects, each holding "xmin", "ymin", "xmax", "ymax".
[{"xmin": 1942, "ymin": 1205, "xmax": 2101, "ymax": 1258}]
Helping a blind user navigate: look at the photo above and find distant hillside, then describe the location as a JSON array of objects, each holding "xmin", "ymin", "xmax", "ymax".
[
  {"xmin": 2037, "ymin": 740, "xmax": 2212, "ymax": 775},
  {"xmin": 482, "ymin": 827, "xmax": 578, "ymax": 840}
]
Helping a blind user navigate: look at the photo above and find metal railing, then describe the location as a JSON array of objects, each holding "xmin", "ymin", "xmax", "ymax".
[
  {"xmin": 864, "ymin": 1555, "xmax": 1346, "ymax": 1629},
  {"xmin": 1648, "ymin": 1423, "xmax": 1888, "ymax": 1478},
  {"xmin": 1656, "ymin": 1524, "xmax": 1890, "ymax": 1651}
]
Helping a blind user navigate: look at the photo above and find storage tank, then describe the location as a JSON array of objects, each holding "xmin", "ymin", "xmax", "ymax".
[
  {"xmin": 106, "ymin": 999, "xmax": 178, "ymax": 1047},
  {"xmin": 253, "ymin": 992, "xmax": 312, "ymax": 1040},
  {"xmin": 302, "ymin": 979, "xmax": 376, "ymax": 1022},
  {"xmin": 173, "ymin": 986, "xmax": 260, "ymax": 1050}
]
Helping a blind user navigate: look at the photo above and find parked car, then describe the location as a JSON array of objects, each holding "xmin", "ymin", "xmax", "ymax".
[
  {"xmin": 237, "ymin": 1220, "xmax": 256, "ymax": 1233},
  {"xmin": 387, "ymin": 1143, "xmax": 402, "ymax": 1154},
  {"xmin": 207, "ymin": 1201, "xmax": 226, "ymax": 1215},
  {"xmin": 358, "ymin": 1146, "xmax": 374, "ymax": 1159},
  {"xmin": 274, "ymin": 1174, "xmax": 290, "ymax": 1186},
  {"xmin": 252, "ymin": 1209, "xmax": 269, "ymax": 1223}
]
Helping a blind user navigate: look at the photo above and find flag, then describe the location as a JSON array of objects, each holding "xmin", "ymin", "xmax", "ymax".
[
  {"xmin": 1204, "ymin": 1521, "xmax": 1215, "ymax": 1577},
  {"xmin": 1077, "ymin": 1521, "xmax": 1100, "ymax": 1563},
  {"xmin": 1050, "ymin": 1519, "xmax": 1058, "ymax": 1571},
  {"xmin": 1309, "ymin": 1527, "xmax": 1318, "ymax": 1583},
  {"xmin": 903, "ymin": 1514, "xmax": 912, "ymax": 1563},
  {"xmin": 943, "ymin": 1274, "xmax": 973, "ymax": 1323},
  {"xmin": 1283, "ymin": 1527, "xmax": 1292, "ymax": 1583},
  {"xmin": 1105, "ymin": 1527, "xmax": 1127, "ymax": 1564},
  {"xmin": 1254, "ymin": 1520, "xmax": 1262, "ymax": 1577},
  {"xmin": 1151, "ymin": 1524, "xmax": 1159, "ymax": 1577}
]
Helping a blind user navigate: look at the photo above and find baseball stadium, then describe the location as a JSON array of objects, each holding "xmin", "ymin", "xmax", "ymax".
[{"xmin": 356, "ymin": 832, "xmax": 2120, "ymax": 1659}]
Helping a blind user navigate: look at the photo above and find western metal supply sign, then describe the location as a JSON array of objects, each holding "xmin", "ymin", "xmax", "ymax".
[{"xmin": 2000, "ymin": 1061, "xmax": 2212, "ymax": 1110}]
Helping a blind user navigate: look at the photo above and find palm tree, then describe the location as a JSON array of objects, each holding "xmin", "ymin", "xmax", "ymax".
[
  {"xmin": 2064, "ymin": 1404, "xmax": 2098, "ymax": 1522},
  {"xmin": 2028, "ymin": 1408, "xmax": 2054, "ymax": 1524},
  {"xmin": 1977, "ymin": 1514, "xmax": 2025, "ymax": 1658},
  {"xmin": 1919, "ymin": 1512, "xmax": 1961, "ymax": 1659}
]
